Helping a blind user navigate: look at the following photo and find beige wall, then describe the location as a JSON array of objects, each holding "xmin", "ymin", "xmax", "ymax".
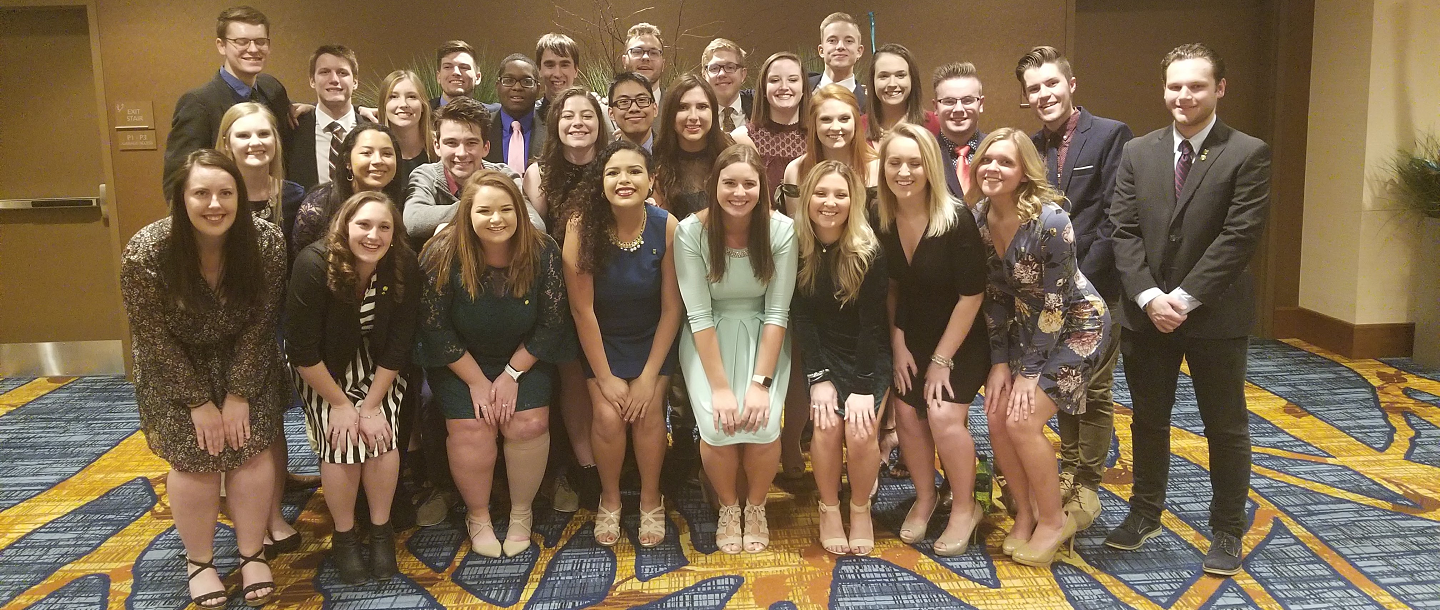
[{"xmin": 1300, "ymin": 0, "xmax": 1437, "ymax": 325}]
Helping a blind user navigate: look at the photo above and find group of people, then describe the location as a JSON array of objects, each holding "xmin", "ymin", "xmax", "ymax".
[{"xmin": 127, "ymin": 6, "xmax": 1271, "ymax": 608}]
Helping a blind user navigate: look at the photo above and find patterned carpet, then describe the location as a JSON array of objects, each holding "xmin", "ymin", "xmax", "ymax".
[{"xmin": 1, "ymin": 338, "xmax": 1438, "ymax": 609}]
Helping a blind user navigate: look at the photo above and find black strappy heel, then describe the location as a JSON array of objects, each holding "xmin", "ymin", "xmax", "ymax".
[
  {"xmin": 184, "ymin": 556, "xmax": 228, "ymax": 609},
  {"xmin": 236, "ymin": 549, "xmax": 277, "ymax": 607}
]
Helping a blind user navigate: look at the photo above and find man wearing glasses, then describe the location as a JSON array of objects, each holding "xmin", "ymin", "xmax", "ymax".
[
  {"xmin": 620, "ymin": 23, "xmax": 667, "ymax": 110},
  {"xmin": 930, "ymin": 62, "xmax": 986, "ymax": 201},
  {"xmin": 701, "ymin": 38, "xmax": 753, "ymax": 134},
  {"xmin": 163, "ymin": 5, "xmax": 294, "ymax": 185},
  {"xmin": 607, "ymin": 73, "xmax": 658, "ymax": 151},
  {"xmin": 485, "ymin": 54, "xmax": 546, "ymax": 174}
]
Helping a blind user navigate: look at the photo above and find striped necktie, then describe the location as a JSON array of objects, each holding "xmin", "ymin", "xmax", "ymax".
[
  {"xmin": 327, "ymin": 121, "xmax": 346, "ymax": 183},
  {"xmin": 1175, "ymin": 139, "xmax": 1194, "ymax": 199}
]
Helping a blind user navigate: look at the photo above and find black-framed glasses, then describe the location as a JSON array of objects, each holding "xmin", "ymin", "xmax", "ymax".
[
  {"xmin": 499, "ymin": 76, "xmax": 538, "ymax": 89},
  {"xmin": 225, "ymin": 37, "xmax": 270, "ymax": 49},
  {"xmin": 705, "ymin": 62, "xmax": 742, "ymax": 76},
  {"xmin": 937, "ymin": 96, "xmax": 982, "ymax": 108},
  {"xmin": 610, "ymin": 96, "xmax": 653, "ymax": 110},
  {"xmin": 626, "ymin": 47, "xmax": 663, "ymax": 59}
]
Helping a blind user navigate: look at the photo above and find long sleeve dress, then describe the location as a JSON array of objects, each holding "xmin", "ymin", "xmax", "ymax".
[
  {"xmin": 675, "ymin": 211, "xmax": 798, "ymax": 446},
  {"xmin": 416, "ymin": 236, "xmax": 577, "ymax": 419},
  {"xmin": 790, "ymin": 243, "xmax": 891, "ymax": 412},
  {"xmin": 976, "ymin": 201, "xmax": 1110, "ymax": 415},
  {"xmin": 120, "ymin": 217, "xmax": 292, "ymax": 472}
]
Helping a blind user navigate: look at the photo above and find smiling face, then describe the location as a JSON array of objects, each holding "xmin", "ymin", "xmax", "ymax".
[
  {"xmin": 765, "ymin": 59, "xmax": 804, "ymax": 112},
  {"xmin": 437, "ymin": 52, "xmax": 478, "ymax": 98},
  {"xmin": 883, "ymin": 136, "xmax": 928, "ymax": 200},
  {"xmin": 384, "ymin": 77, "xmax": 424, "ymax": 131},
  {"xmin": 703, "ymin": 49, "xmax": 747, "ymax": 104},
  {"xmin": 1164, "ymin": 57, "xmax": 1225, "ymax": 131},
  {"xmin": 538, "ymin": 49, "xmax": 579, "ymax": 101},
  {"xmin": 815, "ymin": 98, "xmax": 856, "ymax": 151},
  {"xmin": 934, "ymin": 76, "xmax": 984, "ymax": 143},
  {"xmin": 818, "ymin": 21, "xmax": 863, "ymax": 74},
  {"xmin": 872, "ymin": 53, "xmax": 912, "ymax": 110},
  {"xmin": 349, "ymin": 130, "xmax": 397, "ymax": 191},
  {"xmin": 216, "ymin": 21, "xmax": 268, "ymax": 79},
  {"xmin": 224, "ymin": 112, "xmax": 276, "ymax": 172},
  {"xmin": 716, "ymin": 161, "xmax": 761, "ymax": 221},
  {"xmin": 497, "ymin": 60, "xmax": 540, "ymax": 116},
  {"xmin": 976, "ymin": 138, "xmax": 1027, "ymax": 200},
  {"xmin": 675, "ymin": 87, "xmax": 713, "ymax": 149},
  {"xmin": 808, "ymin": 171, "xmax": 852, "ymax": 237},
  {"xmin": 557, "ymin": 95, "xmax": 600, "ymax": 151},
  {"xmin": 1022, "ymin": 62, "xmax": 1076, "ymax": 130},
  {"xmin": 184, "ymin": 165, "xmax": 240, "ymax": 240},
  {"xmin": 347, "ymin": 200, "xmax": 394, "ymax": 267},
  {"xmin": 310, "ymin": 53, "xmax": 356, "ymax": 108},
  {"xmin": 603, "ymin": 149, "xmax": 651, "ymax": 208},
  {"xmin": 622, "ymin": 34, "xmax": 665, "ymax": 83},
  {"xmin": 470, "ymin": 184, "xmax": 518, "ymax": 246},
  {"xmin": 609, "ymin": 80, "xmax": 657, "ymax": 140},
  {"xmin": 436, "ymin": 120, "xmax": 489, "ymax": 180}
]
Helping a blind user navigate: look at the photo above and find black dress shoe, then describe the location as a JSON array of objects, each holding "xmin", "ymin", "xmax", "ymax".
[
  {"xmin": 264, "ymin": 530, "xmax": 302, "ymax": 561},
  {"xmin": 330, "ymin": 528, "xmax": 369, "ymax": 584},
  {"xmin": 369, "ymin": 521, "xmax": 399, "ymax": 580},
  {"xmin": 1202, "ymin": 531, "xmax": 1244, "ymax": 576},
  {"xmin": 1104, "ymin": 512, "xmax": 1162, "ymax": 550}
]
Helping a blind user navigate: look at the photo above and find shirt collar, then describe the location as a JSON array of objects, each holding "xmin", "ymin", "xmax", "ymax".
[
  {"xmin": 499, "ymin": 107, "xmax": 535, "ymax": 131},
  {"xmin": 316, "ymin": 103, "xmax": 356, "ymax": 130},
  {"xmin": 818, "ymin": 72, "xmax": 857, "ymax": 91},
  {"xmin": 443, "ymin": 167, "xmax": 462, "ymax": 197},
  {"xmin": 1173, "ymin": 114, "xmax": 1217, "ymax": 154},
  {"xmin": 219, "ymin": 65, "xmax": 252, "ymax": 99},
  {"xmin": 721, "ymin": 95, "xmax": 745, "ymax": 118},
  {"xmin": 1044, "ymin": 107, "xmax": 1083, "ymax": 144},
  {"xmin": 941, "ymin": 131, "xmax": 982, "ymax": 157}
]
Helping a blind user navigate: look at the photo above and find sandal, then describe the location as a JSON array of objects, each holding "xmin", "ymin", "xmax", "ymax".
[
  {"xmin": 594, "ymin": 503, "xmax": 621, "ymax": 547},
  {"xmin": 236, "ymin": 550, "xmax": 276, "ymax": 607},
  {"xmin": 465, "ymin": 510, "xmax": 502, "ymax": 558},
  {"xmin": 817, "ymin": 502, "xmax": 850, "ymax": 555},
  {"xmin": 637, "ymin": 498, "xmax": 667, "ymax": 548},
  {"xmin": 742, "ymin": 502, "xmax": 770, "ymax": 553},
  {"xmin": 716, "ymin": 504, "xmax": 743, "ymax": 554},
  {"xmin": 503, "ymin": 506, "xmax": 533, "ymax": 557},
  {"xmin": 184, "ymin": 556, "xmax": 228, "ymax": 609},
  {"xmin": 934, "ymin": 500, "xmax": 985, "ymax": 557},
  {"xmin": 848, "ymin": 501, "xmax": 875, "ymax": 556}
]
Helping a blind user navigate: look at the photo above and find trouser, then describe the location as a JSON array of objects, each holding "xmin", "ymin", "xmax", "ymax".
[
  {"xmin": 415, "ymin": 380, "xmax": 457, "ymax": 492},
  {"xmin": 1057, "ymin": 316, "xmax": 1120, "ymax": 489},
  {"xmin": 1123, "ymin": 329, "xmax": 1252, "ymax": 537}
]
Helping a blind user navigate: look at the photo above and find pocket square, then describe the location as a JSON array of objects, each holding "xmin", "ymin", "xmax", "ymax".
[{"xmin": 1073, "ymin": 164, "xmax": 1095, "ymax": 171}]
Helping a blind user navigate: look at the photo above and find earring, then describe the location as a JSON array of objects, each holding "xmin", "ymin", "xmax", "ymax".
[{"xmin": 345, "ymin": 166, "xmax": 355, "ymax": 182}]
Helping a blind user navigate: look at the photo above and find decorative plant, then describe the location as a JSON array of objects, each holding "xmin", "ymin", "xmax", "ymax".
[{"xmin": 1385, "ymin": 132, "xmax": 1440, "ymax": 219}]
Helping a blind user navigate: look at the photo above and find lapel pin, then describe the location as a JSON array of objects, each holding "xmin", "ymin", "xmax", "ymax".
[{"xmin": 1199, "ymin": 149, "xmax": 1209, "ymax": 161}]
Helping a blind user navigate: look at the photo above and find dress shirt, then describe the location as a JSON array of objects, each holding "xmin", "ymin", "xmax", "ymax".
[
  {"xmin": 218, "ymin": 65, "xmax": 254, "ymax": 100},
  {"xmin": 1135, "ymin": 114, "xmax": 1218, "ymax": 315},
  {"xmin": 498, "ymin": 107, "xmax": 536, "ymax": 165},
  {"xmin": 1042, "ymin": 108, "xmax": 1083, "ymax": 184},
  {"xmin": 314, "ymin": 104, "xmax": 356, "ymax": 185},
  {"xmin": 817, "ymin": 72, "xmax": 857, "ymax": 91}
]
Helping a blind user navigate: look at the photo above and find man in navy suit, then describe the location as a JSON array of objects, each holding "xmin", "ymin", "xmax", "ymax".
[
  {"xmin": 808, "ymin": 12, "xmax": 868, "ymax": 114},
  {"xmin": 483, "ymin": 54, "xmax": 546, "ymax": 174},
  {"xmin": 1016, "ymin": 45, "xmax": 1133, "ymax": 532},
  {"xmin": 1104, "ymin": 43, "xmax": 1271, "ymax": 577}
]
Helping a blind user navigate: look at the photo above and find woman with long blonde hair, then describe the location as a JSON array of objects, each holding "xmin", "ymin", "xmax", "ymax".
[
  {"xmin": 215, "ymin": 102, "xmax": 306, "ymax": 234},
  {"xmin": 377, "ymin": 70, "xmax": 436, "ymax": 188}
]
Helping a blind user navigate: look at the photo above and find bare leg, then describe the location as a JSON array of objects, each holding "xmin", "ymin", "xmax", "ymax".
[
  {"xmin": 700, "ymin": 442, "xmax": 743, "ymax": 506},
  {"xmin": 587, "ymin": 381, "xmax": 629, "ymax": 514},
  {"xmin": 741, "ymin": 440, "xmax": 781, "ymax": 506},
  {"xmin": 319, "ymin": 462, "xmax": 362, "ymax": 532},
  {"xmin": 894, "ymin": 398, "xmax": 939, "ymax": 534},
  {"xmin": 267, "ymin": 439, "xmax": 297, "ymax": 541},
  {"xmin": 558, "ymin": 361, "xmax": 594, "ymax": 465},
  {"xmin": 811, "ymin": 417, "xmax": 845, "ymax": 505},
  {"xmin": 1008, "ymin": 392, "xmax": 1065, "ymax": 550},
  {"xmin": 360, "ymin": 450, "xmax": 400, "ymax": 526},
  {"xmin": 226, "ymin": 447, "xmax": 277, "ymax": 601},
  {"xmin": 634, "ymin": 378, "xmax": 670, "ymax": 510},
  {"xmin": 989, "ymin": 403, "xmax": 1034, "ymax": 543},
  {"xmin": 168, "ymin": 469, "xmax": 223, "ymax": 603},
  {"xmin": 844, "ymin": 410, "xmax": 882, "ymax": 547},
  {"xmin": 929, "ymin": 400, "xmax": 978, "ymax": 539},
  {"xmin": 447, "ymin": 418, "xmax": 500, "ymax": 548},
  {"xmin": 501, "ymin": 408, "xmax": 550, "ymax": 549}
]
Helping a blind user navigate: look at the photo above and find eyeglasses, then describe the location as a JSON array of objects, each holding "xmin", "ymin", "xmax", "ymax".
[
  {"xmin": 937, "ymin": 96, "xmax": 983, "ymax": 109},
  {"xmin": 626, "ymin": 47, "xmax": 663, "ymax": 59},
  {"xmin": 705, "ymin": 62, "xmax": 742, "ymax": 76},
  {"xmin": 225, "ymin": 37, "xmax": 270, "ymax": 49},
  {"xmin": 610, "ymin": 96, "xmax": 653, "ymax": 110},
  {"xmin": 499, "ymin": 76, "xmax": 538, "ymax": 89}
]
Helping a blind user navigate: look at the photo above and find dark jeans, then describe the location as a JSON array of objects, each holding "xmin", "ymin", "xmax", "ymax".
[
  {"xmin": 1122, "ymin": 329, "xmax": 1251, "ymax": 537},
  {"xmin": 1058, "ymin": 317, "xmax": 1120, "ymax": 489}
]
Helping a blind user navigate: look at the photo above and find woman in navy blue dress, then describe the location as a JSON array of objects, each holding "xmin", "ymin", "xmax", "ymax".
[{"xmin": 563, "ymin": 139, "xmax": 683, "ymax": 547}]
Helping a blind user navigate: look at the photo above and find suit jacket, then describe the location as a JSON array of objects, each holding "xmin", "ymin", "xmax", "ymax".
[
  {"xmin": 285, "ymin": 241, "xmax": 421, "ymax": 376},
  {"xmin": 286, "ymin": 105, "xmax": 360, "ymax": 191},
  {"xmin": 164, "ymin": 71, "xmax": 293, "ymax": 187},
  {"xmin": 808, "ymin": 73, "xmax": 868, "ymax": 114},
  {"xmin": 1110, "ymin": 118, "xmax": 1271, "ymax": 339},
  {"xmin": 483, "ymin": 102, "xmax": 547, "ymax": 171},
  {"xmin": 1032, "ymin": 108, "xmax": 1134, "ymax": 302}
]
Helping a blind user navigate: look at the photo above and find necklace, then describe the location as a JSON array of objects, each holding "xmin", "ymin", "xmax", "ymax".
[{"xmin": 610, "ymin": 210, "xmax": 647, "ymax": 252}]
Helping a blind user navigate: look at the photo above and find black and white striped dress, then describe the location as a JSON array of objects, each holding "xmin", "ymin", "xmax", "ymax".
[{"xmin": 294, "ymin": 276, "xmax": 407, "ymax": 464}]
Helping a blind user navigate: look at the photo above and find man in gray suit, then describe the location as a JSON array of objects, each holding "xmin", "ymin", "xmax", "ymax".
[{"xmin": 1104, "ymin": 43, "xmax": 1271, "ymax": 577}]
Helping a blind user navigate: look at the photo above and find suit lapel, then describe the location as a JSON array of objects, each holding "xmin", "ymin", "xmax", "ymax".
[
  {"xmin": 1155, "ymin": 130, "xmax": 1178, "ymax": 220},
  {"xmin": 1169, "ymin": 121, "xmax": 1230, "ymax": 225},
  {"xmin": 1059, "ymin": 110, "xmax": 1093, "ymax": 192}
]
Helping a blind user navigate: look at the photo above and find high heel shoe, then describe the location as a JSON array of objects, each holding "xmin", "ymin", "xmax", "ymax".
[
  {"xmin": 716, "ymin": 504, "xmax": 743, "ymax": 554},
  {"xmin": 817, "ymin": 501, "xmax": 850, "ymax": 555},
  {"xmin": 503, "ymin": 506, "xmax": 533, "ymax": 556},
  {"xmin": 465, "ymin": 511, "xmax": 502, "ymax": 558},
  {"xmin": 236, "ymin": 549, "xmax": 277, "ymax": 607},
  {"xmin": 899, "ymin": 500, "xmax": 935, "ymax": 544},
  {"xmin": 1013, "ymin": 514, "xmax": 1078, "ymax": 567},
  {"xmin": 264, "ymin": 530, "xmax": 302, "ymax": 561},
  {"xmin": 848, "ymin": 501, "xmax": 875, "ymax": 556},
  {"xmin": 742, "ymin": 502, "xmax": 770, "ymax": 553},
  {"xmin": 184, "ymin": 555, "xmax": 228, "ymax": 609},
  {"xmin": 637, "ymin": 498, "xmax": 667, "ymax": 548},
  {"xmin": 1002, "ymin": 533, "xmax": 1026, "ymax": 556},
  {"xmin": 593, "ymin": 503, "xmax": 621, "ymax": 548},
  {"xmin": 934, "ymin": 500, "xmax": 985, "ymax": 557}
]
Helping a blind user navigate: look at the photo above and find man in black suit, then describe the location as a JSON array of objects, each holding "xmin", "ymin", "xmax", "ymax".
[
  {"xmin": 484, "ymin": 54, "xmax": 546, "ymax": 174},
  {"xmin": 932, "ymin": 62, "xmax": 985, "ymax": 200},
  {"xmin": 286, "ymin": 45, "xmax": 361, "ymax": 191},
  {"xmin": 430, "ymin": 40, "xmax": 479, "ymax": 110},
  {"xmin": 702, "ymin": 38, "xmax": 753, "ymax": 134},
  {"xmin": 1104, "ymin": 43, "xmax": 1271, "ymax": 577},
  {"xmin": 163, "ymin": 6, "xmax": 293, "ymax": 186},
  {"xmin": 809, "ymin": 12, "xmax": 867, "ymax": 114},
  {"xmin": 1017, "ymin": 46, "xmax": 1134, "ymax": 532}
]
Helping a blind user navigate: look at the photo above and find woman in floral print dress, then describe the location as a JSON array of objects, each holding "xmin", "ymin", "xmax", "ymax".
[{"xmin": 967, "ymin": 128, "xmax": 1110, "ymax": 568}]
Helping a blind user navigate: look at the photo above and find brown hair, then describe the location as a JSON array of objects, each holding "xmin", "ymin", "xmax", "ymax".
[
  {"xmin": 931, "ymin": 61, "xmax": 979, "ymax": 92},
  {"xmin": 1014, "ymin": 45, "xmax": 1073, "ymax": 83},
  {"xmin": 866, "ymin": 43, "xmax": 926, "ymax": 142},
  {"xmin": 162, "ymin": 149, "xmax": 264, "ymax": 311},
  {"xmin": 538, "ymin": 86, "xmax": 612, "ymax": 226},
  {"xmin": 308, "ymin": 44, "xmax": 358, "ymax": 77},
  {"xmin": 705, "ymin": 144, "xmax": 775, "ymax": 283},
  {"xmin": 435, "ymin": 40, "xmax": 477, "ymax": 67},
  {"xmin": 323, "ymin": 191, "xmax": 414, "ymax": 302},
  {"xmin": 434, "ymin": 96, "xmax": 492, "ymax": 143},
  {"xmin": 654, "ymin": 74, "xmax": 732, "ymax": 213},
  {"xmin": 422, "ymin": 170, "xmax": 547, "ymax": 299},
  {"xmin": 793, "ymin": 160, "xmax": 877, "ymax": 306},
  {"xmin": 1162, "ymin": 42, "xmax": 1226, "ymax": 82},
  {"xmin": 750, "ymin": 52, "xmax": 812, "ymax": 131},
  {"xmin": 215, "ymin": 6, "xmax": 267, "ymax": 39},
  {"xmin": 798, "ymin": 85, "xmax": 874, "ymax": 189},
  {"xmin": 536, "ymin": 33, "xmax": 581, "ymax": 67},
  {"xmin": 626, "ymin": 22, "xmax": 663, "ymax": 44}
]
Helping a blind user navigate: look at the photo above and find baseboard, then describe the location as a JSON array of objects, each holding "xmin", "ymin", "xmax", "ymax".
[
  {"xmin": 0, "ymin": 340, "xmax": 125, "ymax": 376},
  {"xmin": 1273, "ymin": 307, "xmax": 1415, "ymax": 358}
]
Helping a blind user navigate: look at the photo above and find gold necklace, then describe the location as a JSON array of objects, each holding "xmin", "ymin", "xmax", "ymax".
[{"xmin": 610, "ymin": 211, "xmax": 647, "ymax": 252}]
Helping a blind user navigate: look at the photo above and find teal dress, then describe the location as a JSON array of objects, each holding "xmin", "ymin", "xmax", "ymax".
[
  {"xmin": 416, "ymin": 236, "xmax": 577, "ymax": 419},
  {"xmin": 675, "ymin": 211, "xmax": 798, "ymax": 446}
]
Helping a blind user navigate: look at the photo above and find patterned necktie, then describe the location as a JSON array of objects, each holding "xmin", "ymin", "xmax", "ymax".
[
  {"xmin": 508, "ymin": 121, "xmax": 526, "ymax": 173},
  {"xmin": 1176, "ymin": 139, "xmax": 1194, "ymax": 199},
  {"xmin": 327, "ymin": 121, "xmax": 346, "ymax": 183},
  {"xmin": 723, "ymin": 108, "xmax": 737, "ymax": 133},
  {"xmin": 956, "ymin": 145, "xmax": 972, "ymax": 194}
]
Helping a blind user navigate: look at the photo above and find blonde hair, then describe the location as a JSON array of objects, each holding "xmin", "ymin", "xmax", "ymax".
[
  {"xmin": 794, "ymin": 160, "xmax": 878, "ymax": 306},
  {"xmin": 215, "ymin": 102, "xmax": 286, "ymax": 221},
  {"xmin": 965, "ymin": 128, "xmax": 1064, "ymax": 223},
  {"xmin": 820, "ymin": 11, "xmax": 861, "ymax": 34},
  {"xmin": 875, "ymin": 123, "xmax": 956, "ymax": 237},
  {"xmin": 626, "ymin": 22, "xmax": 663, "ymax": 44},
  {"xmin": 422, "ymin": 170, "xmax": 548, "ymax": 299},
  {"xmin": 799, "ymin": 85, "xmax": 875, "ymax": 190},
  {"xmin": 378, "ymin": 70, "xmax": 435, "ymax": 163},
  {"xmin": 700, "ymin": 37, "xmax": 746, "ymax": 66}
]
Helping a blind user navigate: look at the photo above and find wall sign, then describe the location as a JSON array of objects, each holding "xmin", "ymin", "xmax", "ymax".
[
  {"xmin": 113, "ymin": 100, "xmax": 154, "ymax": 130},
  {"xmin": 117, "ymin": 130, "xmax": 157, "ymax": 151}
]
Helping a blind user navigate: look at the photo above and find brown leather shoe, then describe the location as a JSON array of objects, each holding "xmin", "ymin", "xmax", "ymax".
[{"xmin": 284, "ymin": 472, "xmax": 321, "ymax": 491}]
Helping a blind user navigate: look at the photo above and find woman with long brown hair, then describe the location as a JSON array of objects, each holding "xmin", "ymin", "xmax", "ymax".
[{"xmin": 732, "ymin": 52, "xmax": 811, "ymax": 195}]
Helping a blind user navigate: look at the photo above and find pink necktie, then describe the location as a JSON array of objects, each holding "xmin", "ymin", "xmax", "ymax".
[
  {"xmin": 956, "ymin": 145, "xmax": 972, "ymax": 194},
  {"xmin": 507, "ymin": 121, "xmax": 525, "ymax": 173}
]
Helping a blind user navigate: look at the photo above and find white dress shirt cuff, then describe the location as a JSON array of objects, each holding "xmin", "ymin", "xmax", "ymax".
[
  {"xmin": 1136, "ymin": 288, "xmax": 1166, "ymax": 310},
  {"xmin": 1169, "ymin": 287, "xmax": 1202, "ymax": 314}
]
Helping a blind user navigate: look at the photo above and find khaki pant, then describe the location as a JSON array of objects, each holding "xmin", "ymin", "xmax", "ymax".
[{"xmin": 1056, "ymin": 315, "xmax": 1120, "ymax": 490}]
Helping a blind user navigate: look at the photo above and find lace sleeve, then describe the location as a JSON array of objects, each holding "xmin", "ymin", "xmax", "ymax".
[
  {"xmin": 414, "ymin": 251, "xmax": 467, "ymax": 368},
  {"xmin": 290, "ymin": 186, "xmax": 330, "ymax": 263},
  {"xmin": 523, "ymin": 238, "xmax": 578, "ymax": 363}
]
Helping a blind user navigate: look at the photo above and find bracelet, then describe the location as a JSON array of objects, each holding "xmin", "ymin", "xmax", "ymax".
[
  {"xmin": 806, "ymin": 368, "xmax": 831, "ymax": 386},
  {"xmin": 359, "ymin": 410, "xmax": 382, "ymax": 420},
  {"xmin": 930, "ymin": 353, "xmax": 955, "ymax": 369}
]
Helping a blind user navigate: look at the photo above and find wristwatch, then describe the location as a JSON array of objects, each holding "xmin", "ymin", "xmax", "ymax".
[
  {"xmin": 751, "ymin": 374, "xmax": 773, "ymax": 389},
  {"xmin": 505, "ymin": 364, "xmax": 525, "ymax": 381}
]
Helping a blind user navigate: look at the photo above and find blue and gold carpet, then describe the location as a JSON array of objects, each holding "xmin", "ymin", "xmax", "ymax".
[{"xmin": 1, "ymin": 338, "xmax": 1437, "ymax": 609}]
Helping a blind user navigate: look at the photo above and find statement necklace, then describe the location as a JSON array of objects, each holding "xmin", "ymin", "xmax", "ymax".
[{"xmin": 610, "ymin": 211, "xmax": 647, "ymax": 252}]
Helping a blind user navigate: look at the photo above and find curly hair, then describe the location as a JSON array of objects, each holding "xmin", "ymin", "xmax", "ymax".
[
  {"xmin": 571, "ymin": 139, "xmax": 652, "ymax": 275},
  {"xmin": 966, "ymin": 127, "xmax": 1064, "ymax": 223},
  {"xmin": 538, "ymin": 86, "xmax": 611, "ymax": 229},
  {"xmin": 323, "ymin": 191, "xmax": 414, "ymax": 302},
  {"xmin": 793, "ymin": 160, "xmax": 878, "ymax": 306}
]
